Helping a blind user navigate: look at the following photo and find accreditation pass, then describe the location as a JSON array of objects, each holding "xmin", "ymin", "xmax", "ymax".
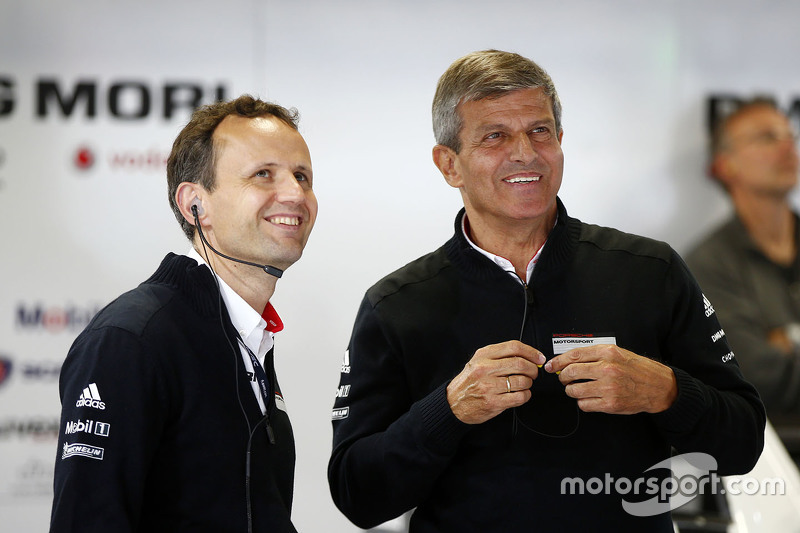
[{"xmin": 551, "ymin": 334, "xmax": 617, "ymax": 355}]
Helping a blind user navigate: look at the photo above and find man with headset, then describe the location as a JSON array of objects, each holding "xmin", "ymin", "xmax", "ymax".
[
  {"xmin": 328, "ymin": 50, "xmax": 765, "ymax": 531},
  {"xmin": 51, "ymin": 95, "xmax": 317, "ymax": 532}
]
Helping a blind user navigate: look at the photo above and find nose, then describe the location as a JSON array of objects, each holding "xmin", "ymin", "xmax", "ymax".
[
  {"xmin": 275, "ymin": 172, "xmax": 305, "ymax": 204},
  {"xmin": 510, "ymin": 133, "xmax": 537, "ymax": 164},
  {"xmin": 775, "ymin": 133, "xmax": 800, "ymax": 162}
]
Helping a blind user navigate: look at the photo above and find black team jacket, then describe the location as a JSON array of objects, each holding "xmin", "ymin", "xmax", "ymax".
[
  {"xmin": 329, "ymin": 198, "xmax": 765, "ymax": 532},
  {"xmin": 51, "ymin": 254, "xmax": 296, "ymax": 533}
]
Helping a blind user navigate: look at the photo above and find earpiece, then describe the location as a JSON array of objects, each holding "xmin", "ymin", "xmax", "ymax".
[{"xmin": 191, "ymin": 198, "xmax": 204, "ymax": 217}]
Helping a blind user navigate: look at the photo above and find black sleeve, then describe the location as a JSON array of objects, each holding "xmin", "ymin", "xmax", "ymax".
[
  {"xmin": 688, "ymin": 247, "xmax": 800, "ymax": 412},
  {"xmin": 651, "ymin": 253, "xmax": 766, "ymax": 475},
  {"xmin": 327, "ymin": 296, "xmax": 469, "ymax": 529},
  {"xmin": 50, "ymin": 325, "xmax": 169, "ymax": 533}
]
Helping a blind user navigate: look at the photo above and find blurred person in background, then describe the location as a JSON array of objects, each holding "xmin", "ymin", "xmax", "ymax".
[{"xmin": 687, "ymin": 98, "xmax": 800, "ymax": 462}]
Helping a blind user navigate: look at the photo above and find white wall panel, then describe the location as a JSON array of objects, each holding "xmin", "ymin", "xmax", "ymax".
[{"xmin": 2, "ymin": 1, "xmax": 799, "ymax": 531}]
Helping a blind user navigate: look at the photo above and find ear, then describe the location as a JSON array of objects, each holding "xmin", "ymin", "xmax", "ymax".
[
  {"xmin": 175, "ymin": 182, "xmax": 206, "ymax": 227},
  {"xmin": 432, "ymin": 144, "xmax": 462, "ymax": 188},
  {"xmin": 710, "ymin": 152, "xmax": 734, "ymax": 186}
]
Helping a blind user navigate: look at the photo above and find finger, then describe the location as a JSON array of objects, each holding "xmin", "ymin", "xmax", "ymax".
[
  {"xmin": 499, "ymin": 388, "xmax": 533, "ymax": 408},
  {"xmin": 502, "ymin": 374, "xmax": 534, "ymax": 393},
  {"xmin": 464, "ymin": 356, "xmax": 540, "ymax": 385},
  {"xmin": 475, "ymin": 340, "xmax": 546, "ymax": 366},
  {"xmin": 544, "ymin": 344, "xmax": 614, "ymax": 374},
  {"xmin": 467, "ymin": 353, "xmax": 543, "ymax": 384},
  {"xmin": 557, "ymin": 360, "xmax": 601, "ymax": 384},
  {"xmin": 575, "ymin": 397, "xmax": 605, "ymax": 413},
  {"xmin": 563, "ymin": 380, "xmax": 598, "ymax": 400},
  {"xmin": 503, "ymin": 356, "xmax": 542, "ymax": 381}
]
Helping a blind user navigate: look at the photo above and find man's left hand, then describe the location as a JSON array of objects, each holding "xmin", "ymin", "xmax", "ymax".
[{"xmin": 544, "ymin": 345, "xmax": 677, "ymax": 414}]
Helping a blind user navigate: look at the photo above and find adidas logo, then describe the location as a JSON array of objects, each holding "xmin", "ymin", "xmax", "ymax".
[
  {"xmin": 702, "ymin": 294, "xmax": 715, "ymax": 318},
  {"xmin": 75, "ymin": 383, "xmax": 106, "ymax": 410}
]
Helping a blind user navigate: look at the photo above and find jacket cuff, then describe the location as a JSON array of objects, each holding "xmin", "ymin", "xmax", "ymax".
[
  {"xmin": 652, "ymin": 367, "xmax": 707, "ymax": 432},
  {"xmin": 415, "ymin": 382, "xmax": 471, "ymax": 454}
]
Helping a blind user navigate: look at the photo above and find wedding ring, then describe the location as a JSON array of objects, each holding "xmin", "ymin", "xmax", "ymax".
[{"xmin": 506, "ymin": 376, "xmax": 511, "ymax": 393}]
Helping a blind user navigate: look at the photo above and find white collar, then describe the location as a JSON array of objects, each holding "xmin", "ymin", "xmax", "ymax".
[
  {"xmin": 186, "ymin": 248, "xmax": 272, "ymax": 356},
  {"xmin": 460, "ymin": 215, "xmax": 552, "ymax": 284}
]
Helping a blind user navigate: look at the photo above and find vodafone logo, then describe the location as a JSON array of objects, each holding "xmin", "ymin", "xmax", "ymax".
[
  {"xmin": 0, "ymin": 357, "xmax": 11, "ymax": 388},
  {"xmin": 71, "ymin": 144, "xmax": 168, "ymax": 173},
  {"xmin": 74, "ymin": 146, "xmax": 95, "ymax": 171}
]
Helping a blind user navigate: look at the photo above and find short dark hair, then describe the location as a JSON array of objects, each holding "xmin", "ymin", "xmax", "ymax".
[
  {"xmin": 710, "ymin": 97, "xmax": 779, "ymax": 157},
  {"xmin": 432, "ymin": 49, "xmax": 562, "ymax": 153},
  {"xmin": 166, "ymin": 95, "xmax": 300, "ymax": 240}
]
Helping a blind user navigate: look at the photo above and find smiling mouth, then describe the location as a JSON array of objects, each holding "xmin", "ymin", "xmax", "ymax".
[
  {"xmin": 268, "ymin": 216, "xmax": 301, "ymax": 226},
  {"xmin": 504, "ymin": 176, "xmax": 540, "ymax": 184}
]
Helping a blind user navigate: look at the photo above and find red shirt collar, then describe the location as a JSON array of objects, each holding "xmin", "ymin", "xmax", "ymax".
[{"xmin": 262, "ymin": 302, "xmax": 284, "ymax": 333}]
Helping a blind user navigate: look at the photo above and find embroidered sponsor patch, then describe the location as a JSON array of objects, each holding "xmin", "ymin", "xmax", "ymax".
[
  {"xmin": 702, "ymin": 294, "xmax": 715, "ymax": 318},
  {"xmin": 64, "ymin": 419, "xmax": 110, "ymax": 437},
  {"xmin": 75, "ymin": 383, "xmax": 106, "ymax": 410},
  {"xmin": 331, "ymin": 407, "xmax": 349, "ymax": 421},
  {"xmin": 62, "ymin": 442, "xmax": 104, "ymax": 460},
  {"xmin": 552, "ymin": 334, "xmax": 617, "ymax": 354}
]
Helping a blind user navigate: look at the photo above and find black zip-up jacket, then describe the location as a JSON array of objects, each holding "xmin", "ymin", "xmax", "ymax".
[
  {"xmin": 329, "ymin": 199, "xmax": 765, "ymax": 532},
  {"xmin": 51, "ymin": 253, "xmax": 297, "ymax": 533}
]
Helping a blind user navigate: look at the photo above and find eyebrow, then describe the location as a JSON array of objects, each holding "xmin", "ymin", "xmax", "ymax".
[
  {"xmin": 293, "ymin": 164, "xmax": 313, "ymax": 175},
  {"xmin": 475, "ymin": 119, "xmax": 555, "ymax": 133},
  {"xmin": 246, "ymin": 162, "xmax": 312, "ymax": 173}
]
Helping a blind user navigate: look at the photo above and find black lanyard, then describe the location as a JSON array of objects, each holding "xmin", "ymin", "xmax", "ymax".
[{"xmin": 239, "ymin": 339, "xmax": 276, "ymax": 444}]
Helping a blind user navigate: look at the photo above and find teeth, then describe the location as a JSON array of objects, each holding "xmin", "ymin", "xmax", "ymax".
[
  {"xmin": 269, "ymin": 216, "xmax": 300, "ymax": 226},
  {"xmin": 505, "ymin": 176, "xmax": 540, "ymax": 183}
]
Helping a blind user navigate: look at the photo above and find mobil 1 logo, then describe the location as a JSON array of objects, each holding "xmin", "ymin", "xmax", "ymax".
[{"xmin": 65, "ymin": 419, "xmax": 110, "ymax": 437}]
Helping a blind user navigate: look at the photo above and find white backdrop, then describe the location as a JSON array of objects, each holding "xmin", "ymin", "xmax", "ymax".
[{"xmin": 2, "ymin": 1, "xmax": 800, "ymax": 531}]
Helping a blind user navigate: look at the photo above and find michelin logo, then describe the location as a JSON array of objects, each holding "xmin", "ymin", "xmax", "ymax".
[
  {"xmin": 62, "ymin": 442, "xmax": 104, "ymax": 461},
  {"xmin": 332, "ymin": 407, "xmax": 349, "ymax": 421},
  {"xmin": 65, "ymin": 419, "xmax": 110, "ymax": 437},
  {"xmin": 75, "ymin": 383, "xmax": 105, "ymax": 410}
]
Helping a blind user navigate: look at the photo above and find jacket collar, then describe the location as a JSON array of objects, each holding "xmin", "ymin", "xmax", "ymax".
[
  {"xmin": 444, "ymin": 197, "xmax": 581, "ymax": 281},
  {"xmin": 143, "ymin": 253, "xmax": 223, "ymax": 318}
]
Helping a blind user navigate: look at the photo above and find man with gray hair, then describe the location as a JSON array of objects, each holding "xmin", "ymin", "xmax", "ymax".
[{"xmin": 328, "ymin": 50, "xmax": 765, "ymax": 531}]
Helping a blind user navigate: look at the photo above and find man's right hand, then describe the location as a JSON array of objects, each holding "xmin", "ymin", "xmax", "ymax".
[{"xmin": 446, "ymin": 340, "xmax": 545, "ymax": 424}]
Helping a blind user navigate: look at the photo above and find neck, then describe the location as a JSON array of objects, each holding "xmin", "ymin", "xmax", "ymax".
[
  {"xmin": 466, "ymin": 209, "xmax": 556, "ymax": 279},
  {"xmin": 731, "ymin": 192, "xmax": 796, "ymax": 265},
  {"xmin": 193, "ymin": 240, "xmax": 277, "ymax": 313}
]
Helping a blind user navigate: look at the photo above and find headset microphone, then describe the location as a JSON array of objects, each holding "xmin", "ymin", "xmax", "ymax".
[{"xmin": 191, "ymin": 203, "xmax": 284, "ymax": 278}]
